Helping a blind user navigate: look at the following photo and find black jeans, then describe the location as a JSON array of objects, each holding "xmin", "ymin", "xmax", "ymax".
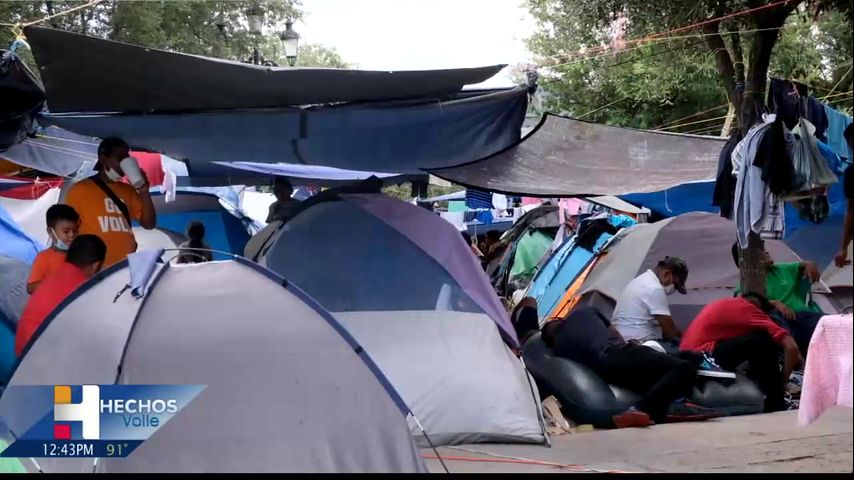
[
  {"xmin": 596, "ymin": 343, "xmax": 700, "ymax": 423},
  {"xmin": 768, "ymin": 310, "xmax": 823, "ymax": 357},
  {"xmin": 713, "ymin": 331, "xmax": 786, "ymax": 413}
]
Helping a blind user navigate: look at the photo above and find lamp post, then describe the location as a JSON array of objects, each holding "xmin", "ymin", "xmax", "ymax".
[
  {"xmin": 246, "ymin": 5, "xmax": 264, "ymax": 65},
  {"xmin": 279, "ymin": 21, "xmax": 300, "ymax": 67}
]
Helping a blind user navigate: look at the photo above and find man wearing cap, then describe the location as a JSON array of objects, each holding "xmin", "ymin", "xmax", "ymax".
[{"xmin": 611, "ymin": 257, "xmax": 689, "ymax": 352}]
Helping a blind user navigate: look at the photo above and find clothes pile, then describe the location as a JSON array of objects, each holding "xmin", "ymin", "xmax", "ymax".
[{"xmin": 714, "ymin": 79, "xmax": 843, "ymax": 248}]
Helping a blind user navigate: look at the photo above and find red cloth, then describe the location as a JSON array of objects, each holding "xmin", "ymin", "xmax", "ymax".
[
  {"xmin": 15, "ymin": 262, "xmax": 89, "ymax": 357},
  {"xmin": 680, "ymin": 297, "xmax": 790, "ymax": 353},
  {"xmin": 126, "ymin": 151, "xmax": 164, "ymax": 188}
]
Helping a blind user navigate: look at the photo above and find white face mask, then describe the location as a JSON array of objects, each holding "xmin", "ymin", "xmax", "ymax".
[
  {"xmin": 663, "ymin": 284, "xmax": 676, "ymax": 296},
  {"xmin": 104, "ymin": 167, "xmax": 123, "ymax": 182}
]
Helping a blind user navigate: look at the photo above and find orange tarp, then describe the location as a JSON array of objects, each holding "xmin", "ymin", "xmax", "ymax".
[{"xmin": 546, "ymin": 253, "xmax": 608, "ymax": 321}]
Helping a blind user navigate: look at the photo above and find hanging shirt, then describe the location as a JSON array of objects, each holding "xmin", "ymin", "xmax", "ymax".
[
  {"xmin": 16, "ymin": 262, "xmax": 89, "ymax": 356},
  {"xmin": 611, "ymin": 269, "xmax": 671, "ymax": 343},
  {"xmin": 732, "ymin": 118, "xmax": 774, "ymax": 248},
  {"xmin": 824, "ymin": 104, "xmax": 852, "ymax": 161},
  {"xmin": 65, "ymin": 179, "xmax": 143, "ymax": 267}
]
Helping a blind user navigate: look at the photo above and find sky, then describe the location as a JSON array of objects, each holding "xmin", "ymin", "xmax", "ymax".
[{"xmin": 295, "ymin": 0, "xmax": 536, "ymax": 88}]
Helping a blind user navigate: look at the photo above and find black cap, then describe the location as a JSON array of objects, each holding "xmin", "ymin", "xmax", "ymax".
[{"xmin": 660, "ymin": 256, "xmax": 689, "ymax": 294}]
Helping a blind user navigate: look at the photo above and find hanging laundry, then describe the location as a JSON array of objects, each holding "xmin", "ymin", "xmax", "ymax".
[
  {"xmin": 767, "ymin": 78, "xmax": 807, "ymax": 130},
  {"xmin": 712, "ymin": 133, "xmax": 741, "ymax": 219},
  {"xmin": 806, "ymin": 96, "xmax": 829, "ymax": 143},
  {"xmin": 465, "ymin": 189, "xmax": 493, "ymax": 209},
  {"xmin": 759, "ymin": 191, "xmax": 785, "ymax": 240},
  {"xmin": 816, "ymin": 140, "xmax": 845, "ymax": 175},
  {"xmin": 794, "ymin": 195, "xmax": 830, "ymax": 224},
  {"xmin": 824, "ymin": 104, "xmax": 853, "ymax": 161},
  {"xmin": 754, "ymin": 115, "xmax": 798, "ymax": 195},
  {"xmin": 792, "ymin": 118, "xmax": 839, "ymax": 187},
  {"xmin": 475, "ymin": 210, "xmax": 494, "ymax": 225},
  {"xmin": 732, "ymin": 117, "xmax": 775, "ymax": 249}
]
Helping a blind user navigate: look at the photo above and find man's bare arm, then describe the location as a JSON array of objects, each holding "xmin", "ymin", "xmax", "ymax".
[{"xmin": 654, "ymin": 315, "xmax": 682, "ymax": 341}]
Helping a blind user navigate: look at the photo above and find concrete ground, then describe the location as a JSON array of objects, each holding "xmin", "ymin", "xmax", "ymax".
[{"xmin": 423, "ymin": 407, "xmax": 853, "ymax": 473}]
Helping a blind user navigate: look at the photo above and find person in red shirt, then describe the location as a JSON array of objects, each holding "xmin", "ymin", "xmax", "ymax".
[
  {"xmin": 681, "ymin": 294, "xmax": 803, "ymax": 413},
  {"xmin": 15, "ymin": 234, "xmax": 107, "ymax": 357}
]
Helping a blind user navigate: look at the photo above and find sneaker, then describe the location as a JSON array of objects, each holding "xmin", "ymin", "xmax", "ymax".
[
  {"xmin": 665, "ymin": 401, "xmax": 723, "ymax": 423},
  {"xmin": 697, "ymin": 353, "xmax": 737, "ymax": 379},
  {"xmin": 611, "ymin": 407, "xmax": 653, "ymax": 429}
]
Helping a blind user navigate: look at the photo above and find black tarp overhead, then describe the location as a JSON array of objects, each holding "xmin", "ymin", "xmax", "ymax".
[
  {"xmin": 429, "ymin": 113, "xmax": 726, "ymax": 197},
  {"xmin": 38, "ymin": 87, "xmax": 528, "ymax": 175},
  {"xmin": 24, "ymin": 26, "xmax": 505, "ymax": 113},
  {"xmin": 0, "ymin": 50, "xmax": 45, "ymax": 151}
]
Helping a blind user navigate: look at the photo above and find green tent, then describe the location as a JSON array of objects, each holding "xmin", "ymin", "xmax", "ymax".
[{"xmin": 509, "ymin": 230, "xmax": 554, "ymax": 279}]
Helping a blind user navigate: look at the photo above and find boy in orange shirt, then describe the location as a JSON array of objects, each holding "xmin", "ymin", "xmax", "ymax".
[{"xmin": 26, "ymin": 204, "xmax": 80, "ymax": 294}]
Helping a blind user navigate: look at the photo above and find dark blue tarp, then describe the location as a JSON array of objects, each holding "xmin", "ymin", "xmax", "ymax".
[{"xmin": 38, "ymin": 87, "xmax": 527, "ymax": 175}]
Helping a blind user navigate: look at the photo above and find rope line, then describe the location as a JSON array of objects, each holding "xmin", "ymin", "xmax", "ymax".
[
  {"xmin": 2, "ymin": 0, "xmax": 103, "ymax": 30},
  {"xmin": 539, "ymin": 0, "xmax": 797, "ymax": 67}
]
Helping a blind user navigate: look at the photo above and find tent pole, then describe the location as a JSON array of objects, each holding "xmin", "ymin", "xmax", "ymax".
[
  {"xmin": 518, "ymin": 357, "xmax": 551, "ymax": 447},
  {"xmin": 411, "ymin": 415, "xmax": 449, "ymax": 473}
]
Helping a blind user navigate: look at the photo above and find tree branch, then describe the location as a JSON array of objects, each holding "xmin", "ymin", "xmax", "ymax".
[
  {"xmin": 703, "ymin": 20, "xmax": 737, "ymax": 102},
  {"xmin": 726, "ymin": 24, "xmax": 745, "ymax": 83}
]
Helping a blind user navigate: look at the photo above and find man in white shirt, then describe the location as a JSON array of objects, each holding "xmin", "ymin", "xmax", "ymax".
[{"xmin": 611, "ymin": 257, "xmax": 689, "ymax": 349}]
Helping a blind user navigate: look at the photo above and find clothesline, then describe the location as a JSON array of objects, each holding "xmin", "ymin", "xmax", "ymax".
[
  {"xmin": 538, "ymin": 0, "xmax": 798, "ymax": 67},
  {"xmin": 0, "ymin": 0, "xmax": 103, "ymax": 30}
]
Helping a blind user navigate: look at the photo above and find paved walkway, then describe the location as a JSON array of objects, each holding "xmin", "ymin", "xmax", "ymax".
[{"xmin": 423, "ymin": 407, "xmax": 853, "ymax": 473}]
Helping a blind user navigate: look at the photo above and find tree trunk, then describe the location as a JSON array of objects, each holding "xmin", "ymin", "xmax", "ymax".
[{"xmin": 706, "ymin": 0, "xmax": 803, "ymax": 298}]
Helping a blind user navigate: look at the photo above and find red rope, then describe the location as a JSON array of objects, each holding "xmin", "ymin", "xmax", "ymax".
[{"xmin": 421, "ymin": 454, "xmax": 631, "ymax": 473}]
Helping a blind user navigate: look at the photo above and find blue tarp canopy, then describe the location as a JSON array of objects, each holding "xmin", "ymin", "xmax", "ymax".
[{"xmin": 39, "ymin": 87, "xmax": 527, "ymax": 176}]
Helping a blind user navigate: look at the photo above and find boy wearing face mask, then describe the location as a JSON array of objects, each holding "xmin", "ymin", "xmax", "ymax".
[
  {"xmin": 611, "ymin": 257, "xmax": 689, "ymax": 351},
  {"xmin": 16, "ymin": 234, "xmax": 107, "ymax": 357},
  {"xmin": 64, "ymin": 137, "xmax": 156, "ymax": 267},
  {"xmin": 26, "ymin": 204, "xmax": 80, "ymax": 294}
]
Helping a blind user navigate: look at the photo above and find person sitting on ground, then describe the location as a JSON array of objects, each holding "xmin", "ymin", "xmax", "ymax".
[
  {"xmin": 611, "ymin": 257, "xmax": 689, "ymax": 351},
  {"xmin": 266, "ymin": 177, "xmax": 300, "ymax": 224},
  {"xmin": 15, "ymin": 235, "xmax": 107, "ymax": 357},
  {"xmin": 680, "ymin": 294, "xmax": 803, "ymax": 413},
  {"xmin": 731, "ymin": 243, "xmax": 823, "ymax": 356},
  {"xmin": 541, "ymin": 306, "xmax": 722, "ymax": 429},
  {"xmin": 26, "ymin": 204, "xmax": 80, "ymax": 294},
  {"xmin": 177, "ymin": 221, "xmax": 213, "ymax": 264}
]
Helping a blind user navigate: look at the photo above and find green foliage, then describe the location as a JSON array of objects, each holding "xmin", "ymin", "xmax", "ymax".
[
  {"xmin": 2, "ymin": 1, "xmax": 352, "ymax": 69},
  {"xmin": 525, "ymin": 0, "xmax": 853, "ymax": 132}
]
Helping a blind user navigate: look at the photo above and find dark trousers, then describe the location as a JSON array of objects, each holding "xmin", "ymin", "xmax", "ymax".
[
  {"xmin": 596, "ymin": 343, "xmax": 700, "ymax": 423},
  {"xmin": 768, "ymin": 310, "xmax": 822, "ymax": 356},
  {"xmin": 713, "ymin": 332, "xmax": 786, "ymax": 413}
]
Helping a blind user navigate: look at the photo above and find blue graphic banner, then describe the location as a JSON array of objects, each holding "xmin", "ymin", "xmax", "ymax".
[{"xmin": 0, "ymin": 384, "xmax": 204, "ymax": 459}]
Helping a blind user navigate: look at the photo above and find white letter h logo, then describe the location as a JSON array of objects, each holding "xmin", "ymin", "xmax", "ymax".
[{"xmin": 55, "ymin": 385, "xmax": 100, "ymax": 440}]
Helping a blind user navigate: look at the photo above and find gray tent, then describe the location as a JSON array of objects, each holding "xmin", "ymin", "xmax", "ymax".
[
  {"xmin": 0, "ymin": 259, "xmax": 426, "ymax": 473},
  {"xmin": 255, "ymin": 193, "xmax": 547, "ymax": 447}
]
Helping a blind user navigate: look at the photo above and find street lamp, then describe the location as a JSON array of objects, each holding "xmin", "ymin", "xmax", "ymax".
[
  {"xmin": 246, "ymin": 5, "xmax": 264, "ymax": 65},
  {"xmin": 279, "ymin": 21, "xmax": 300, "ymax": 67}
]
